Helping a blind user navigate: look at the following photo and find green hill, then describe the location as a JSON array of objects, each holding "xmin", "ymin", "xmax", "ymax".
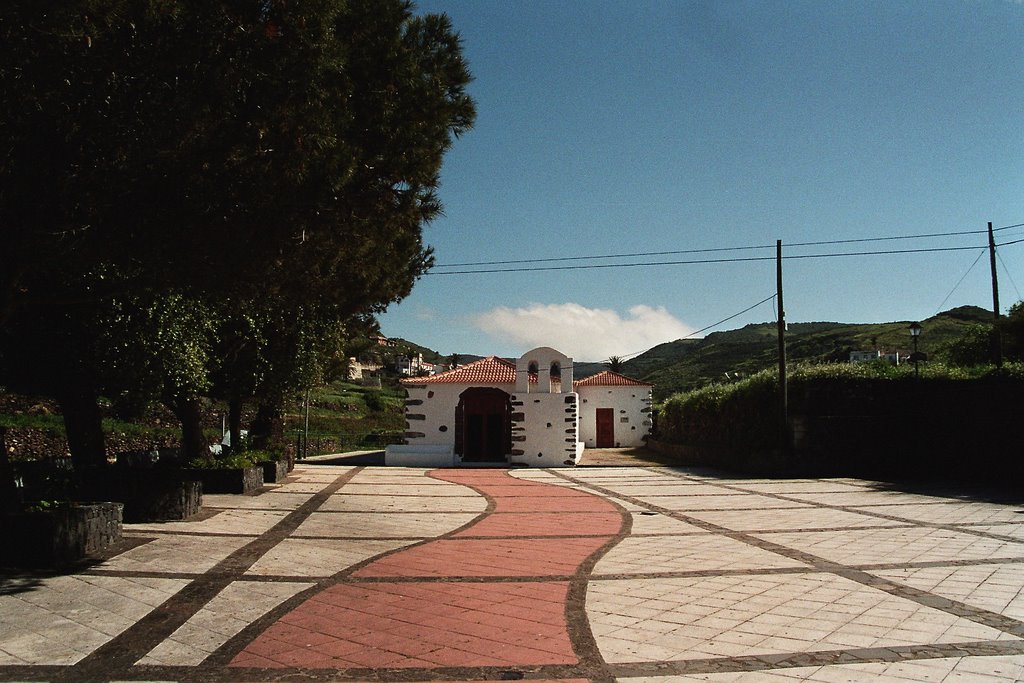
[
  {"xmin": 419, "ymin": 306, "xmax": 994, "ymax": 400},
  {"xmin": 622, "ymin": 306, "xmax": 993, "ymax": 400}
]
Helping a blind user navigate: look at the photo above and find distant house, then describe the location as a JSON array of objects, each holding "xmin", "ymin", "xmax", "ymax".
[
  {"xmin": 849, "ymin": 350, "xmax": 909, "ymax": 365},
  {"xmin": 385, "ymin": 346, "xmax": 653, "ymax": 467},
  {"xmin": 347, "ymin": 358, "xmax": 383, "ymax": 380},
  {"xmin": 396, "ymin": 353, "xmax": 435, "ymax": 376}
]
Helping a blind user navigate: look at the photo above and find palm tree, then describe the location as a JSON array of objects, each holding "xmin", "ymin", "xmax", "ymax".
[{"xmin": 606, "ymin": 356, "xmax": 623, "ymax": 373}]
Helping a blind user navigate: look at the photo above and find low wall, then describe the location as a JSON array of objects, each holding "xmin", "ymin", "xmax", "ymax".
[
  {"xmin": 183, "ymin": 466, "xmax": 264, "ymax": 494},
  {"xmin": 79, "ymin": 468, "xmax": 202, "ymax": 522},
  {"xmin": 1, "ymin": 502, "xmax": 122, "ymax": 567},
  {"xmin": 261, "ymin": 460, "xmax": 288, "ymax": 483}
]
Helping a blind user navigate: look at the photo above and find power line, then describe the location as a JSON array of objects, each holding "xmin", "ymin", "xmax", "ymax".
[
  {"xmin": 934, "ymin": 249, "xmax": 986, "ymax": 315},
  {"xmin": 434, "ymin": 222, "xmax": 1023, "ymax": 269},
  {"xmin": 427, "ymin": 243, "xmax": 991, "ymax": 275},
  {"xmin": 994, "ymin": 222, "xmax": 1024, "ymax": 232},
  {"xmin": 617, "ymin": 294, "xmax": 776, "ymax": 361},
  {"xmin": 996, "ymin": 250, "xmax": 1023, "ymax": 303},
  {"xmin": 437, "ymin": 243, "xmax": 771, "ymax": 268},
  {"xmin": 683, "ymin": 294, "xmax": 777, "ymax": 340}
]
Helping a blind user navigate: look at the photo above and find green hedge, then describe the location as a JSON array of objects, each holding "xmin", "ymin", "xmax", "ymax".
[{"xmin": 657, "ymin": 362, "xmax": 1024, "ymax": 477}]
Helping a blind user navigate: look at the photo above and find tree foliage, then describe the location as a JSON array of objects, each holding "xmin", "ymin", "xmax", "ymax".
[
  {"xmin": 0, "ymin": 0, "xmax": 475, "ymax": 462},
  {"xmin": 1001, "ymin": 300, "xmax": 1024, "ymax": 362}
]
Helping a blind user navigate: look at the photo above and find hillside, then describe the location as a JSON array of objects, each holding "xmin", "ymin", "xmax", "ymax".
[
  {"xmin": 412, "ymin": 306, "xmax": 993, "ymax": 401},
  {"xmin": 621, "ymin": 306, "xmax": 993, "ymax": 399}
]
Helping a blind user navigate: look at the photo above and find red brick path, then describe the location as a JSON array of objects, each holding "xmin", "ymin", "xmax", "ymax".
[{"xmin": 230, "ymin": 469, "xmax": 623, "ymax": 670}]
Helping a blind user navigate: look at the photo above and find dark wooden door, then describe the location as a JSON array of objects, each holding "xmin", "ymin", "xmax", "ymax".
[
  {"xmin": 458, "ymin": 388, "xmax": 511, "ymax": 462},
  {"xmin": 596, "ymin": 408, "xmax": 615, "ymax": 448}
]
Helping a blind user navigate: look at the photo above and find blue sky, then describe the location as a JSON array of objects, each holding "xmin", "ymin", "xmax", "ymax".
[{"xmin": 378, "ymin": 0, "xmax": 1024, "ymax": 361}]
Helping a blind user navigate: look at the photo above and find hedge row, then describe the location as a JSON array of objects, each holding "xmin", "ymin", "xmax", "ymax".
[{"xmin": 656, "ymin": 362, "xmax": 1024, "ymax": 481}]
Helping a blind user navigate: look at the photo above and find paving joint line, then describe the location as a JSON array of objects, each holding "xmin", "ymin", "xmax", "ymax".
[
  {"xmin": 558, "ymin": 469, "xmax": 1024, "ymax": 645},
  {"xmin": 201, "ymin": 468, "xmax": 502, "ymax": 667},
  {"xmin": 658, "ymin": 467, "xmax": 1024, "ymax": 544},
  {"xmin": 51, "ymin": 466, "xmax": 365, "ymax": 683},
  {"xmin": 208, "ymin": 469, "xmax": 631, "ymax": 681},
  {"xmin": 602, "ymin": 638, "xmax": 1024, "ymax": 677}
]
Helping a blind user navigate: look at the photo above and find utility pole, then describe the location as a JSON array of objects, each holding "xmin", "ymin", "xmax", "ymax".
[
  {"xmin": 303, "ymin": 388, "xmax": 311, "ymax": 459},
  {"xmin": 776, "ymin": 240, "xmax": 789, "ymax": 453},
  {"xmin": 988, "ymin": 221, "xmax": 1002, "ymax": 367}
]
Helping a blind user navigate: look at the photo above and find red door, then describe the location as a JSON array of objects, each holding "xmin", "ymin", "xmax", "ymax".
[{"xmin": 596, "ymin": 408, "xmax": 615, "ymax": 448}]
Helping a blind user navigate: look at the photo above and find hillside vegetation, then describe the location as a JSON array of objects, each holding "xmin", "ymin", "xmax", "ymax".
[{"xmin": 621, "ymin": 306, "xmax": 995, "ymax": 400}]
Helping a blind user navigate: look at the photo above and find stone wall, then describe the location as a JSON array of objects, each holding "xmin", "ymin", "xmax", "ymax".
[
  {"xmin": 2, "ymin": 502, "xmax": 122, "ymax": 567},
  {"xmin": 80, "ymin": 468, "xmax": 202, "ymax": 522},
  {"xmin": 261, "ymin": 459, "xmax": 288, "ymax": 483},
  {"xmin": 184, "ymin": 466, "xmax": 264, "ymax": 494}
]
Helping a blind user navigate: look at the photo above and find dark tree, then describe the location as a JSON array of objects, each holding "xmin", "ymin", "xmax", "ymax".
[
  {"xmin": 0, "ymin": 0, "xmax": 475, "ymax": 463},
  {"xmin": 1000, "ymin": 300, "xmax": 1024, "ymax": 363}
]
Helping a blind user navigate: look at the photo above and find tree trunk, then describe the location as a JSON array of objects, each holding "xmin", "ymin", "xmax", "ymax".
[
  {"xmin": 0, "ymin": 427, "xmax": 20, "ymax": 511},
  {"xmin": 168, "ymin": 396, "xmax": 207, "ymax": 463},
  {"xmin": 250, "ymin": 398, "xmax": 284, "ymax": 451},
  {"xmin": 57, "ymin": 383, "xmax": 107, "ymax": 470},
  {"xmin": 228, "ymin": 396, "xmax": 244, "ymax": 454}
]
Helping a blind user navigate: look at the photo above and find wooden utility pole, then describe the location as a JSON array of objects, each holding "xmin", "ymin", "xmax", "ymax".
[
  {"xmin": 776, "ymin": 240, "xmax": 789, "ymax": 452},
  {"xmin": 988, "ymin": 221, "xmax": 1003, "ymax": 367},
  {"xmin": 303, "ymin": 388, "xmax": 311, "ymax": 459}
]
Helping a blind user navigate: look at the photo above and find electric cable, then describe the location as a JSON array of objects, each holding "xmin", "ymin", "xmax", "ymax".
[
  {"xmin": 616, "ymin": 294, "xmax": 776, "ymax": 361},
  {"xmin": 996, "ymin": 250, "xmax": 1022, "ymax": 303},
  {"xmin": 434, "ymin": 222, "xmax": 1023, "ymax": 270},
  {"xmin": 426, "ymin": 243, "xmax": 990, "ymax": 275},
  {"xmin": 934, "ymin": 249, "xmax": 986, "ymax": 315}
]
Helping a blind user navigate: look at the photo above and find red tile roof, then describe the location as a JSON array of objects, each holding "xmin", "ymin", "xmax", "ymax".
[
  {"xmin": 573, "ymin": 370, "xmax": 652, "ymax": 387},
  {"xmin": 402, "ymin": 356, "xmax": 534, "ymax": 385}
]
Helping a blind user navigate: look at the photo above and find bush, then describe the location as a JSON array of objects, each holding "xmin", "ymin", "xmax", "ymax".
[
  {"xmin": 362, "ymin": 389, "xmax": 386, "ymax": 412},
  {"xmin": 187, "ymin": 452, "xmax": 259, "ymax": 469},
  {"xmin": 246, "ymin": 449, "xmax": 283, "ymax": 462},
  {"xmin": 659, "ymin": 369, "xmax": 779, "ymax": 453}
]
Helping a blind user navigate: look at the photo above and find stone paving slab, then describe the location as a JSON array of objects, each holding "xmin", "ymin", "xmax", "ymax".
[{"xmin": 1, "ymin": 462, "xmax": 1023, "ymax": 682}]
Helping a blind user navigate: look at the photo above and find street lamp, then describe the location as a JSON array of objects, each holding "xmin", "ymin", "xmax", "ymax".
[{"xmin": 909, "ymin": 322, "xmax": 922, "ymax": 377}]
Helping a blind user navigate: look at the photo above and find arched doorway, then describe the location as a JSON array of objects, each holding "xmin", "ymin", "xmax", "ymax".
[{"xmin": 455, "ymin": 388, "xmax": 511, "ymax": 463}]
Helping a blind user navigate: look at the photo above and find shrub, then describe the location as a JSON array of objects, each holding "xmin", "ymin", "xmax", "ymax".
[{"xmin": 187, "ymin": 452, "xmax": 258, "ymax": 469}]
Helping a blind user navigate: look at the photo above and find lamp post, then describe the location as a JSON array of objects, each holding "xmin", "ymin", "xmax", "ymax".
[{"xmin": 909, "ymin": 322, "xmax": 922, "ymax": 377}]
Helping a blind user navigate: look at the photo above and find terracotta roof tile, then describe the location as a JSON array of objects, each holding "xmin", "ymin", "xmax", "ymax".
[
  {"xmin": 573, "ymin": 370, "xmax": 652, "ymax": 387},
  {"xmin": 402, "ymin": 356, "xmax": 535, "ymax": 385}
]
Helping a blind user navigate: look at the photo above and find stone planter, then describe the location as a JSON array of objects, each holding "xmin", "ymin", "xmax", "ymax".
[
  {"xmin": 260, "ymin": 460, "xmax": 288, "ymax": 483},
  {"xmin": 79, "ymin": 468, "xmax": 202, "ymax": 522},
  {"xmin": 1, "ymin": 502, "xmax": 123, "ymax": 568},
  {"xmin": 183, "ymin": 466, "xmax": 263, "ymax": 494}
]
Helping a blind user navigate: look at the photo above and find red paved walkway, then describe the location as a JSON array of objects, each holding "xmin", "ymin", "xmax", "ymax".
[{"xmin": 230, "ymin": 469, "xmax": 623, "ymax": 670}]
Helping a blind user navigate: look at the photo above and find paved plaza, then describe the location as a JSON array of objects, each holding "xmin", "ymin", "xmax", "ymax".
[{"xmin": 1, "ymin": 462, "xmax": 1023, "ymax": 682}]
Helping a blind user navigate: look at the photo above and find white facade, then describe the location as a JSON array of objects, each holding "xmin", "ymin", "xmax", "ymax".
[
  {"xmin": 577, "ymin": 373, "xmax": 654, "ymax": 448},
  {"xmin": 386, "ymin": 347, "xmax": 651, "ymax": 467},
  {"xmin": 510, "ymin": 347, "xmax": 581, "ymax": 467}
]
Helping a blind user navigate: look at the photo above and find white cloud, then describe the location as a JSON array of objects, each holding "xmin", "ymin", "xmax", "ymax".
[{"xmin": 473, "ymin": 303, "xmax": 695, "ymax": 360}]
